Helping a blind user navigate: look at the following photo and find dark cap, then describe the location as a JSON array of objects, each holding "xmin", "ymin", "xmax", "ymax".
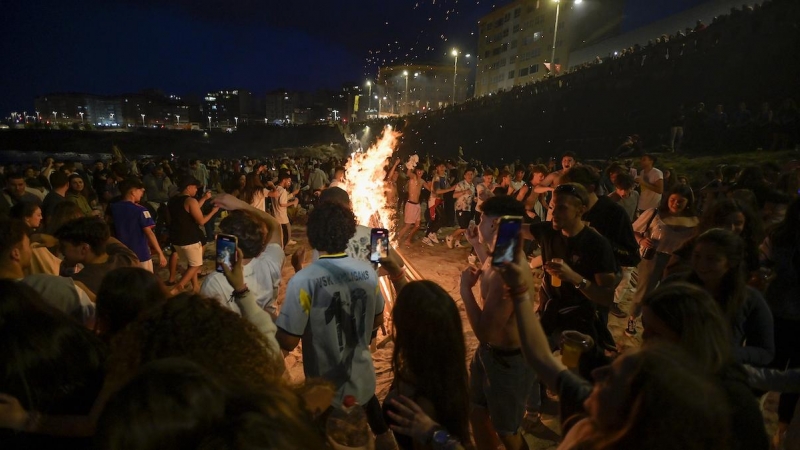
[
  {"xmin": 178, "ymin": 175, "xmax": 202, "ymax": 191},
  {"xmin": 318, "ymin": 186, "xmax": 350, "ymax": 206}
]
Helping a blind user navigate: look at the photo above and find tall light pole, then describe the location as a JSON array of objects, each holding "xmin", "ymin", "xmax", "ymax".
[
  {"xmin": 403, "ymin": 70, "xmax": 409, "ymax": 115},
  {"xmin": 550, "ymin": 0, "xmax": 581, "ymax": 75},
  {"xmin": 79, "ymin": 111, "xmax": 84, "ymax": 123},
  {"xmin": 452, "ymin": 49, "xmax": 459, "ymax": 104},
  {"xmin": 207, "ymin": 115, "xmax": 212, "ymax": 128},
  {"xmin": 366, "ymin": 81, "xmax": 372, "ymax": 116},
  {"xmin": 234, "ymin": 116, "xmax": 239, "ymax": 127},
  {"xmin": 52, "ymin": 111, "xmax": 57, "ymax": 124},
  {"xmin": 175, "ymin": 114, "xmax": 180, "ymax": 125},
  {"xmin": 141, "ymin": 114, "xmax": 146, "ymax": 127}
]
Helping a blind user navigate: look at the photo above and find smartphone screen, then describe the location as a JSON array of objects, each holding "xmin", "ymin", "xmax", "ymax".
[
  {"xmin": 216, "ymin": 234, "xmax": 238, "ymax": 273},
  {"xmin": 370, "ymin": 228, "xmax": 390, "ymax": 263},
  {"xmin": 491, "ymin": 216, "xmax": 523, "ymax": 267}
]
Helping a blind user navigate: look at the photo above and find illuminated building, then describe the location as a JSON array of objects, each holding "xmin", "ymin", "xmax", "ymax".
[
  {"xmin": 475, "ymin": 0, "xmax": 624, "ymax": 97},
  {"xmin": 377, "ymin": 63, "xmax": 469, "ymax": 116}
]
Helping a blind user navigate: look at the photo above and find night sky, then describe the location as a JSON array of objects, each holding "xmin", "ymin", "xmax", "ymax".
[{"xmin": 1, "ymin": 0, "xmax": 707, "ymax": 115}]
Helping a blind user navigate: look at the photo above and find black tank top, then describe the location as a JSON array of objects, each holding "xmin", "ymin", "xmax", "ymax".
[{"xmin": 168, "ymin": 195, "xmax": 204, "ymax": 246}]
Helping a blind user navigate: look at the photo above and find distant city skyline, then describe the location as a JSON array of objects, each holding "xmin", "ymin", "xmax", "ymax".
[{"xmin": 2, "ymin": 0, "xmax": 709, "ymax": 115}]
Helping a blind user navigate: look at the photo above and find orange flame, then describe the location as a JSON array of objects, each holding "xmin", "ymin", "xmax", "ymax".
[{"xmin": 345, "ymin": 126, "xmax": 399, "ymax": 239}]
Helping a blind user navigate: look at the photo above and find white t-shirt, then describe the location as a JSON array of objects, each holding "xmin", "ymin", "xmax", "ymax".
[
  {"xmin": 249, "ymin": 188, "xmax": 269, "ymax": 212},
  {"xmin": 201, "ymin": 243, "xmax": 285, "ymax": 317},
  {"xmin": 637, "ymin": 168, "xmax": 664, "ymax": 211},
  {"xmin": 276, "ymin": 254, "xmax": 384, "ymax": 406},
  {"xmin": 312, "ymin": 225, "xmax": 372, "ymax": 263},
  {"xmin": 21, "ymin": 274, "xmax": 95, "ymax": 327},
  {"xmin": 271, "ymin": 187, "xmax": 290, "ymax": 224},
  {"xmin": 454, "ymin": 180, "xmax": 476, "ymax": 211}
]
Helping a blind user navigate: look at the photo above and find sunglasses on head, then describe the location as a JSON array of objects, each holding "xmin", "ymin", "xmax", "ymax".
[{"xmin": 554, "ymin": 184, "xmax": 587, "ymax": 205}]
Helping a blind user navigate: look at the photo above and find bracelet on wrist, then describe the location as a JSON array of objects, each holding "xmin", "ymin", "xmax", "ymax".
[{"xmin": 231, "ymin": 285, "xmax": 250, "ymax": 299}]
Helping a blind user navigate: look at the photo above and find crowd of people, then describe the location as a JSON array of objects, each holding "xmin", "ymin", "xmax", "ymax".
[{"xmin": 1, "ymin": 147, "xmax": 800, "ymax": 450}]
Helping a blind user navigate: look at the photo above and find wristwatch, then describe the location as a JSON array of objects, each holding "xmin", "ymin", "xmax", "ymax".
[
  {"xmin": 427, "ymin": 426, "xmax": 460, "ymax": 450},
  {"xmin": 574, "ymin": 278, "xmax": 589, "ymax": 290},
  {"xmin": 431, "ymin": 428, "xmax": 459, "ymax": 450}
]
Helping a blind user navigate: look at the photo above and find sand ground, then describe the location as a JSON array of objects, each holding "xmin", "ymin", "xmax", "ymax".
[{"xmin": 184, "ymin": 222, "xmax": 778, "ymax": 449}]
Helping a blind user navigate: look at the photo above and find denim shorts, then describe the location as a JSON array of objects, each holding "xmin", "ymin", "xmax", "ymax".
[{"xmin": 469, "ymin": 343, "xmax": 536, "ymax": 436}]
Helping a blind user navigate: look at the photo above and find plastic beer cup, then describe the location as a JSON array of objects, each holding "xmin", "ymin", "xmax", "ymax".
[
  {"xmin": 560, "ymin": 330, "xmax": 594, "ymax": 369},
  {"xmin": 551, "ymin": 258, "xmax": 563, "ymax": 287}
]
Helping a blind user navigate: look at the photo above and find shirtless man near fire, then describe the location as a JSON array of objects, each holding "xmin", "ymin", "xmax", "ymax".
[{"xmin": 395, "ymin": 165, "xmax": 426, "ymax": 246}]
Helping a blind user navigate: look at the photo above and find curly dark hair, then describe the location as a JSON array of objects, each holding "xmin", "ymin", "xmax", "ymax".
[
  {"xmin": 391, "ymin": 281, "xmax": 470, "ymax": 444},
  {"xmin": 96, "ymin": 267, "xmax": 168, "ymax": 340},
  {"xmin": 96, "ymin": 358, "xmax": 325, "ymax": 450},
  {"xmin": 54, "ymin": 216, "xmax": 110, "ymax": 255},
  {"xmin": 219, "ymin": 210, "xmax": 267, "ymax": 259},
  {"xmin": 105, "ymin": 293, "xmax": 284, "ymax": 390},
  {"xmin": 307, "ymin": 201, "xmax": 356, "ymax": 254},
  {"xmin": 0, "ymin": 280, "xmax": 106, "ymax": 414}
]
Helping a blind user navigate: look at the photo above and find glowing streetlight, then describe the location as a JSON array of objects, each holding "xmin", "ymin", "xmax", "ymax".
[
  {"xmin": 141, "ymin": 114, "xmax": 146, "ymax": 127},
  {"xmin": 234, "ymin": 116, "xmax": 238, "ymax": 127},
  {"xmin": 403, "ymin": 70, "xmax": 409, "ymax": 115},
  {"xmin": 52, "ymin": 111, "xmax": 57, "ymax": 124},
  {"xmin": 175, "ymin": 114, "xmax": 180, "ymax": 125},
  {"xmin": 207, "ymin": 115, "xmax": 212, "ymax": 128},
  {"xmin": 366, "ymin": 80, "xmax": 372, "ymax": 115},
  {"xmin": 79, "ymin": 111, "xmax": 84, "ymax": 123}
]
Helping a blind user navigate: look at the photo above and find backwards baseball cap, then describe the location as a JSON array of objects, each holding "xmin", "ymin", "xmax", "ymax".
[{"xmin": 178, "ymin": 175, "xmax": 202, "ymax": 191}]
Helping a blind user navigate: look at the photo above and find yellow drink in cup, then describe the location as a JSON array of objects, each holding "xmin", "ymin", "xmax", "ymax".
[
  {"xmin": 561, "ymin": 340, "xmax": 583, "ymax": 368},
  {"xmin": 560, "ymin": 330, "xmax": 594, "ymax": 370},
  {"xmin": 551, "ymin": 258, "xmax": 563, "ymax": 287}
]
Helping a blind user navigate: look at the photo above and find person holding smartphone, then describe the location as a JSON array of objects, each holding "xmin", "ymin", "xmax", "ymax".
[
  {"xmin": 460, "ymin": 195, "xmax": 534, "ymax": 450},
  {"xmin": 201, "ymin": 193, "xmax": 285, "ymax": 319}
]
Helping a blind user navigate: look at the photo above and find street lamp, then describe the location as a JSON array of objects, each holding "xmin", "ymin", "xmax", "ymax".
[
  {"xmin": 52, "ymin": 111, "xmax": 57, "ymax": 124},
  {"xmin": 141, "ymin": 114, "xmax": 146, "ymax": 127},
  {"xmin": 175, "ymin": 114, "xmax": 180, "ymax": 125},
  {"xmin": 366, "ymin": 81, "xmax": 372, "ymax": 116},
  {"xmin": 234, "ymin": 116, "xmax": 238, "ymax": 127},
  {"xmin": 207, "ymin": 115, "xmax": 212, "ymax": 128},
  {"xmin": 550, "ymin": 0, "xmax": 582, "ymax": 75},
  {"xmin": 451, "ymin": 50, "xmax": 471, "ymax": 104},
  {"xmin": 452, "ymin": 49, "xmax": 459, "ymax": 104},
  {"xmin": 403, "ymin": 70, "xmax": 409, "ymax": 115},
  {"xmin": 79, "ymin": 111, "xmax": 84, "ymax": 123}
]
